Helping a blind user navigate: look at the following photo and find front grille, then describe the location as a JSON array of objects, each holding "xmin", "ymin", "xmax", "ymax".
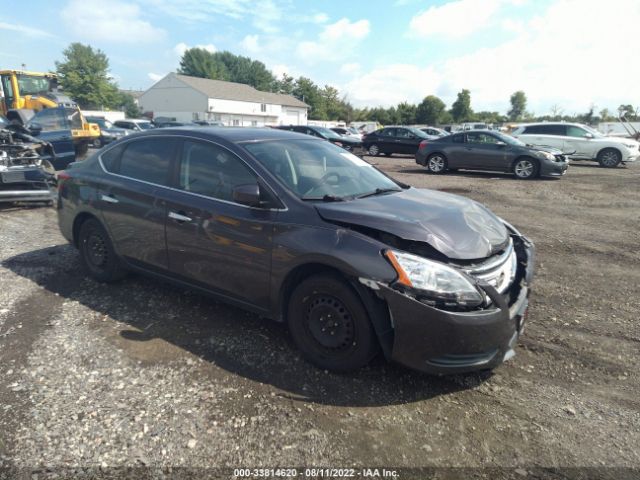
[{"xmin": 463, "ymin": 240, "xmax": 517, "ymax": 294}]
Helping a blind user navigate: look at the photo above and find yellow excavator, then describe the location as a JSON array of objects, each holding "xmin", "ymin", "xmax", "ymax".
[{"xmin": 0, "ymin": 70, "xmax": 99, "ymax": 156}]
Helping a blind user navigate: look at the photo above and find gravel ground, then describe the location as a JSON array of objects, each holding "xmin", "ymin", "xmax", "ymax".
[{"xmin": 0, "ymin": 157, "xmax": 639, "ymax": 478}]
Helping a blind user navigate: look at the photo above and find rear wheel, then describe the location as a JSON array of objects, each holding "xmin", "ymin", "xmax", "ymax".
[
  {"xmin": 597, "ymin": 148, "xmax": 621, "ymax": 168},
  {"xmin": 367, "ymin": 144, "xmax": 380, "ymax": 156},
  {"xmin": 426, "ymin": 153, "xmax": 448, "ymax": 174},
  {"xmin": 78, "ymin": 218, "xmax": 126, "ymax": 282},
  {"xmin": 287, "ymin": 274, "xmax": 379, "ymax": 372},
  {"xmin": 513, "ymin": 157, "xmax": 539, "ymax": 179}
]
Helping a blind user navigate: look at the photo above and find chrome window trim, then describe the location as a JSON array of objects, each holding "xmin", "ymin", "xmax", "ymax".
[{"xmin": 97, "ymin": 134, "xmax": 288, "ymax": 212}]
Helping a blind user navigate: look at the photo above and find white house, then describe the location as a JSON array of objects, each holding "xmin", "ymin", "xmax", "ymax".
[{"xmin": 138, "ymin": 73, "xmax": 309, "ymax": 126}]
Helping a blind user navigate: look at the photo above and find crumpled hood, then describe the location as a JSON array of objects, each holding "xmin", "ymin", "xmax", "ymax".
[{"xmin": 316, "ymin": 187, "xmax": 509, "ymax": 260}]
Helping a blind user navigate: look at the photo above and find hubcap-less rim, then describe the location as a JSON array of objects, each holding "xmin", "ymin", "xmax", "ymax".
[
  {"xmin": 429, "ymin": 156, "xmax": 445, "ymax": 172},
  {"xmin": 86, "ymin": 233, "xmax": 108, "ymax": 268},
  {"xmin": 601, "ymin": 151, "xmax": 618, "ymax": 166},
  {"xmin": 515, "ymin": 160, "xmax": 534, "ymax": 177},
  {"xmin": 369, "ymin": 145, "xmax": 379, "ymax": 156},
  {"xmin": 306, "ymin": 295, "xmax": 354, "ymax": 352}
]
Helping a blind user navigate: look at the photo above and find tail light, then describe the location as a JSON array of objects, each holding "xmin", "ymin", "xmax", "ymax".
[
  {"xmin": 57, "ymin": 171, "xmax": 71, "ymax": 192},
  {"xmin": 419, "ymin": 140, "xmax": 429, "ymax": 150}
]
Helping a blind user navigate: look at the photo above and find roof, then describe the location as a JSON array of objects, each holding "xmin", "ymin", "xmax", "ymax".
[
  {"xmin": 171, "ymin": 73, "xmax": 309, "ymax": 109},
  {"xmin": 137, "ymin": 126, "xmax": 320, "ymax": 143}
]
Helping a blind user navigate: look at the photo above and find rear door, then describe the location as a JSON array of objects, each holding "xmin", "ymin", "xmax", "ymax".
[
  {"xmin": 522, "ymin": 124, "xmax": 566, "ymax": 151},
  {"xmin": 98, "ymin": 137, "xmax": 178, "ymax": 271},
  {"xmin": 377, "ymin": 128, "xmax": 396, "ymax": 153},
  {"xmin": 444, "ymin": 133, "xmax": 466, "ymax": 167},
  {"xmin": 163, "ymin": 139, "xmax": 276, "ymax": 310}
]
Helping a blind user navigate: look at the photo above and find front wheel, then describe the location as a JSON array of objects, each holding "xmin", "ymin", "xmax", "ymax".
[
  {"xmin": 287, "ymin": 274, "xmax": 379, "ymax": 372},
  {"xmin": 513, "ymin": 157, "xmax": 539, "ymax": 179},
  {"xmin": 78, "ymin": 218, "xmax": 126, "ymax": 282},
  {"xmin": 426, "ymin": 154, "xmax": 448, "ymax": 174},
  {"xmin": 597, "ymin": 148, "xmax": 621, "ymax": 168},
  {"xmin": 367, "ymin": 144, "xmax": 380, "ymax": 156}
]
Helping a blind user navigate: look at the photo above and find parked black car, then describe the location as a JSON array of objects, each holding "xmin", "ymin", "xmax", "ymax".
[
  {"xmin": 416, "ymin": 130, "xmax": 569, "ymax": 179},
  {"xmin": 275, "ymin": 125, "xmax": 362, "ymax": 152},
  {"xmin": 362, "ymin": 126, "xmax": 431, "ymax": 156},
  {"xmin": 57, "ymin": 127, "xmax": 534, "ymax": 374},
  {"xmin": 85, "ymin": 116, "xmax": 129, "ymax": 148}
]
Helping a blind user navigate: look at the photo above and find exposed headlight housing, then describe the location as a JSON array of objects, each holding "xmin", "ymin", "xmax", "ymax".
[
  {"xmin": 541, "ymin": 151, "xmax": 555, "ymax": 160},
  {"xmin": 385, "ymin": 250, "xmax": 484, "ymax": 307}
]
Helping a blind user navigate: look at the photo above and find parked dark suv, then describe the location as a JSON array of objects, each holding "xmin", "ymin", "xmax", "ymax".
[
  {"xmin": 275, "ymin": 125, "xmax": 363, "ymax": 153},
  {"xmin": 57, "ymin": 127, "xmax": 535, "ymax": 374},
  {"xmin": 362, "ymin": 126, "xmax": 431, "ymax": 156}
]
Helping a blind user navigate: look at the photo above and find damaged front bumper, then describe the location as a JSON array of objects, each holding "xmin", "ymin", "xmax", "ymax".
[
  {"xmin": 372, "ymin": 236, "xmax": 535, "ymax": 375},
  {"xmin": 0, "ymin": 167, "xmax": 56, "ymax": 203}
]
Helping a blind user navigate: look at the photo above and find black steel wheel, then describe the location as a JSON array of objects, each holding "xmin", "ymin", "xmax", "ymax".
[
  {"xmin": 287, "ymin": 274, "xmax": 379, "ymax": 371},
  {"xmin": 78, "ymin": 218, "xmax": 126, "ymax": 282}
]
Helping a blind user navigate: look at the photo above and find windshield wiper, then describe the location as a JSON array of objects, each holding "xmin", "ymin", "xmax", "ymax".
[
  {"xmin": 356, "ymin": 188, "xmax": 402, "ymax": 199},
  {"xmin": 302, "ymin": 194, "xmax": 345, "ymax": 202}
]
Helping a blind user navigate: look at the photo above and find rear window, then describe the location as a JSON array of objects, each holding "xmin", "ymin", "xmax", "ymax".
[
  {"xmin": 118, "ymin": 138, "xmax": 176, "ymax": 185},
  {"xmin": 451, "ymin": 134, "xmax": 464, "ymax": 143},
  {"xmin": 100, "ymin": 144, "xmax": 125, "ymax": 172}
]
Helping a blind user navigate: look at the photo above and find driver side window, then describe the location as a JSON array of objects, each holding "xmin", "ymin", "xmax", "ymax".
[
  {"xmin": 566, "ymin": 126, "xmax": 588, "ymax": 138},
  {"xmin": 179, "ymin": 140, "xmax": 257, "ymax": 203}
]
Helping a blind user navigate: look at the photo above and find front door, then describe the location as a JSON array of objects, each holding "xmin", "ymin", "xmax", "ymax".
[
  {"xmin": 164, "ymin": 139, "xmax": 275, "ymax": 310},
  {"xmin": 98, "ymin": 137, "xmax": 178, "ymax": 271},
  {"xmin": 27, "ymin": 108, "xmax": 75, "ymax": 170},
  {"xmin": 461, "ymin": 132, "xmax": 509, "ymax": 170}
]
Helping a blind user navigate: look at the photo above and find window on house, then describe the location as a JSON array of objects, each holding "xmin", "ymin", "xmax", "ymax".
[
  {"xmin": 233, "ymin": 119, "xmax": 240, "ymax": 126},
  {"xmin": 261, "ymin": 104, "xmax": 266, "ymax": 112}
]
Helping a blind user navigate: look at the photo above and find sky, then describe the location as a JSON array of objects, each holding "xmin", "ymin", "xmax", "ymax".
[{"xmin": 1, "ymin": 0, "xmax": 639, "ymax": 116}]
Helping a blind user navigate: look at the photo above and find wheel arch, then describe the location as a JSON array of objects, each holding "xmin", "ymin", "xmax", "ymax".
[
  {"xmin": 597, "ymin": 146, "xmax": 622, "ymax": 162},
  {"xmin": 277, "ymin": 262, "xmax": 394, "ymax": 359},
  {"xmin": 72, "ymin": 212, "xmax": 101, "ymax": 248}
]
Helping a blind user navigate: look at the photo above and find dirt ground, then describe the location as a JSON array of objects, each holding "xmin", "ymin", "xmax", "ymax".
[{"xmin": 0, "ymin": 156, "xmax": 639, "ymax": 479}]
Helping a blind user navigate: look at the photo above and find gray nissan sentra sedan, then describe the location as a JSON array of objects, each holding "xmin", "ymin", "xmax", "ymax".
[{"xmin": 57, "ymin": 127, "xmax": 535, "ymax": 374}]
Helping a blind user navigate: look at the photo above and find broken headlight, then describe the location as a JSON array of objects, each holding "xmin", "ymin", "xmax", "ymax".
[{"xmin": 385, "ymin": 250, "xmax": 484, "ymax": 307}]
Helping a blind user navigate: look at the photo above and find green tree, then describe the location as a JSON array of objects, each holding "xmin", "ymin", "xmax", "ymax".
[
  {"xmin": 396, "ymin": 102, "xmax": 417, "ymax": 124},
  {"xmin": 178, "ymin": 48, "xmax": 229, "ymax": 81},
  {"xmin": 55, "ymin": 43, "xmax": 119, "ymax": 109},
  {"xmin": 274, "ymin": 73, "xmax": 295, "ymax": 95},
  {"xmin": 292, "ymin": 77, "xmax": 326, "ymax": 119},
  {"xmin": 117, "ymin": 92, "xmax": 142, "ymax": 118},
  {"xmin": 415, "ymin": 95, "xmax": 446, "ymax": 125},
  {"xmin": 450, "ymin": 89, "xmax": 473, "ymax": 122},
  {"xmin": 599, "ymin": 108, "xmax": 612, "ymax": 122},
  {"xmin": 507, "ymin": 91, "xmax": 527, "ymax": 121},
  {"xmin": 618, "ymin": 104, "xmax": 635, "ymax": 119}
]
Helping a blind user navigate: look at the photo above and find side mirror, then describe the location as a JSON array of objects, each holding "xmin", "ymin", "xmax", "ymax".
[
  {"xmin": 584, "ymin": 133, "xmax": 594, "ymax": 139},
  {"xmin": 232, "ymin": 183, "xmax": 262, "ymax": 207},
  {"xmin": 28, "ymin": 122, "xmax": 43, "ymax": 136}
]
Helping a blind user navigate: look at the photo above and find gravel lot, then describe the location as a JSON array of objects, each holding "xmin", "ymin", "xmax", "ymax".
[{"xmin": 0, "ymin": 156, "xmax": 639, "ymax": 478}]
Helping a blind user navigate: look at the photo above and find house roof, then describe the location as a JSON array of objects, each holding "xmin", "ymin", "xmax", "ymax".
[{"xmin": 172, "ymin": 73, "xmax": 309, "ymax": 109}]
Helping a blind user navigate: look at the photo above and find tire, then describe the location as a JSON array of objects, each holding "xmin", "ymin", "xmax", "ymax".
[
  {"xmin": 367, "ymin": 144, "xmax": 380, "ymax": 156},
  {"xmin": 426, "ymin": 153, "xmax": 448, "ymax": 174},
  {"xmin": 287, "ymin": 273, "xmax": 380, "ymax": 372},
  {"xmin": 78, "ymin": 218, "xmax": 126, "ymax": 282},
  {"xmin": 597, "ymin": 148, "xmax": 621, "ymax": 168},
  {"xmin": 512, "ymin": 157, "xmax": 539, "ymax": 179},
  {"xmin": 93, "ymin": 137, "xmax": 103, "ymax": 148}
]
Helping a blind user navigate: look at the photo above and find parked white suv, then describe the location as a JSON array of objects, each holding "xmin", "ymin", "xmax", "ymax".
[{"xmin": 511, "ymin": 123, "xmax": 640, "ymax": 167}]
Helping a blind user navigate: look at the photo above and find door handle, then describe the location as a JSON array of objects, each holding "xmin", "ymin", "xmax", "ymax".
[
  {"xmin": 168, "ymin": 211, "xmax": 192, "ymax": 223},
  {"xmin": 100, "ymin": 194, "xmax": 119, "ymax": 204}
]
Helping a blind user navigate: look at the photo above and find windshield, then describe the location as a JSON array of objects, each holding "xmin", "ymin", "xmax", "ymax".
[
  {"xmin": 313, "ymin": 126, "xmax": 343, "ymax": 140},
  {"xmin": 244, "ymin": 139, "xmax": 400, "ymax": 200},
  {"xmin": 16, "ymin": 75, "xmax": 52, "ymax": 96},
  {"xmin": 494, "ymin": 131, "xmax": 526, "ymax": 146},
  {"xmin": 87, "ymin": 118, "xmax": 113, "ymax": 129},
  {"xmin": 407, "ymin": 127, "xmax": 430, "ymax": 139},
  {"xmin": 138, "ymin": 122, "xmax": 154, "ymax": 130}
]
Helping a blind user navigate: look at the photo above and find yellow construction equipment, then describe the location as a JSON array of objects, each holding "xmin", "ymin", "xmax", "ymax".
[{"xmin": 0, "ymin": 70, "xmax": 99, "ymax": 146}]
